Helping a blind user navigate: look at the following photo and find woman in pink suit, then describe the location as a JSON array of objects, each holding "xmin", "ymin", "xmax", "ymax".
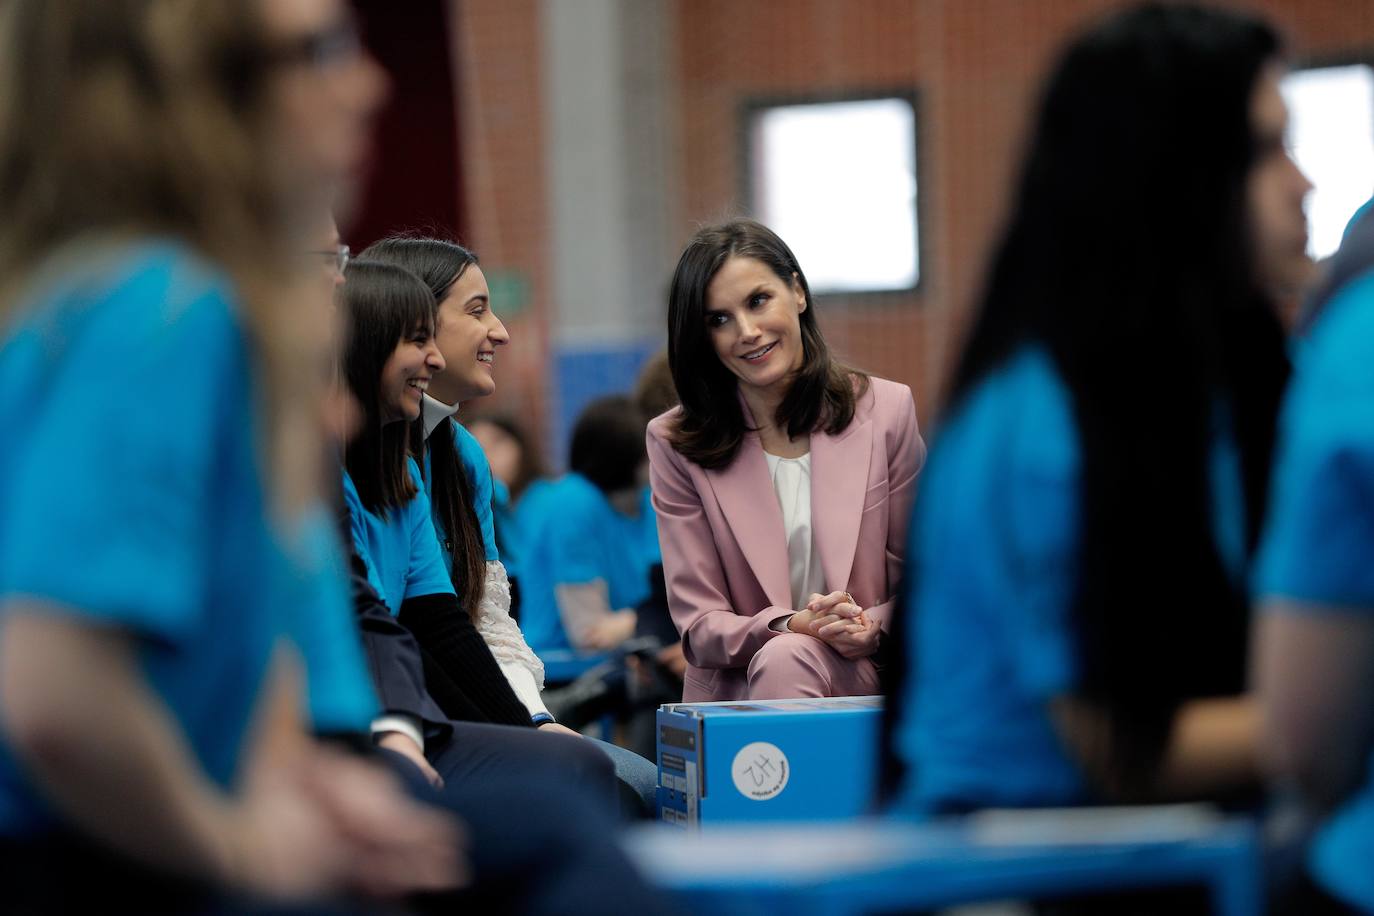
[{"xmin": 647, "ymin": 219, "xmax": 925, "ymax": 702}]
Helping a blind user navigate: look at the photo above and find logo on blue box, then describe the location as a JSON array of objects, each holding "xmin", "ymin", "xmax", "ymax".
[
  {"xmin": 656, "ymin": 696, "xmax": 881, "ymax": 827},
  {"xmin": 732, "ymin": 741, "xmax": 789, "ymax": 800}
]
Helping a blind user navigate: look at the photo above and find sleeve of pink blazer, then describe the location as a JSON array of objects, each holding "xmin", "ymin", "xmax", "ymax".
[
  {"xmin": 646, "ymin": 422, "xmax": 793, "ymax": 670},
  {"xmin": 867, "ymin": 386, "xmax": 926, "ymax": 631}
]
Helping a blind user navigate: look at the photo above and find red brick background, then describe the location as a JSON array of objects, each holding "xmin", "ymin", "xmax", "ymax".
[{"xmin": 445, "ymin": 0, "xmax": 1374, "ymax": 455}]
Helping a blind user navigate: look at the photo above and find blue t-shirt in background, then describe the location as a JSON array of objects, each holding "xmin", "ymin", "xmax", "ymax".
[
  {"xmin": 501, "ymin": 477, "xmax": 556, "ymax": 587},
  {"xmin": 343, "ymin": 459, "xmax": 455, "ymax": 614},
  {"xmin": 0, "ymin": 242, "xmax": 373, "ymax": 834},
  {"xmin": 518, "ymin": 473, "xmax": 655, "ymax": 652},
  {"xmin": 890, "ymin": 347, "xmax": 1248, "ymax": 815},
  {"xmin": 1255, "ymin": 268, "xmax": 1374, "ymax": 913}
]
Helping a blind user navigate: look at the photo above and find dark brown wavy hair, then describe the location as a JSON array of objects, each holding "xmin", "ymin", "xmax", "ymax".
[{"xmin": 665, "ymin": 219, "xmax": 867, "ymax": 469}]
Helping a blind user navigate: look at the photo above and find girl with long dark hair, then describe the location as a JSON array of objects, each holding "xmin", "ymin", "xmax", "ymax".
[
  {"xmin": 357, "ymin": 238, "xmax": 548, "ymax": 717},
  {"xmin": 648, "ymin": 218, "xmax": 926, "ymax": 702},
  {"xmin": 360, "ymin": 237, "xmax": 660, "ymax": 815},
  {"xmin": 885, "ymin": 3, "xmax": 1310, "ymax": 813},
  {"xmin": 337, "ymin": 258, "xmax": 544, "ymax": 737}
]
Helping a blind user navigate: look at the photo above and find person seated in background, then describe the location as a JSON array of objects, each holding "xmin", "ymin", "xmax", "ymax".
[
  {"xmin": 358, "ymin": 235, "xmax": 658, "ymax": 816},
  {"xmin": 467, "ymin": 413, "xmax": 549, "ymax": 617},
  {"xmin": 648, "ymin": 219, "xmax": 925, "ymax": 703},
  {"xmin": 520, "ymin": 396, "xmax": 659, "ymax": 655},
  {"xmin": 1254, "ymin": 200, "xmax": 1374, "ymax": 914},
  {"xmin": 884, "ymin": 1, "xmax": 1310, "ymax": 829}
]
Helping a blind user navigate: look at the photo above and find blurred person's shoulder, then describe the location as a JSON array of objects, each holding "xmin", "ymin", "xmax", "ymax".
[
  {"xmin": 17, "ymin": 234, "xmax": 237, "ymax": 343},
  {"xmin": 942, "ymin": 347, "xmax": 1078, "ymax": 477},
  {"xmin": 1298, "ymin": 267, "xmax": 1374, "ymax": 394}
]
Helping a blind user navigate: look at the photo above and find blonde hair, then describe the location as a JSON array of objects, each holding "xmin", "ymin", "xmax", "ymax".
[{"xmin": 0, "ymin": 0, "xmax": 332, "ymax": 518}]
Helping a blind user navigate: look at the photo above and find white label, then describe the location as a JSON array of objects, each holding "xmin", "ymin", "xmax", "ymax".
[
  {"xmin": 731, "ymin": 741, "xmax": 790, "ymax": 801},
  {"xmin": 685, "ymin": 762, "xmax": 698, "ymax": 824}
]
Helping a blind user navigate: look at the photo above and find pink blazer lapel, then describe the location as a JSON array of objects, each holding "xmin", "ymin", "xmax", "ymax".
[
  {"xmin": 704, "ymin": 400, "xmax": 793, "ymax": 612},
  {"xmin": 810, "ymin": 417, "xmax": 873, "ymax": 595}
]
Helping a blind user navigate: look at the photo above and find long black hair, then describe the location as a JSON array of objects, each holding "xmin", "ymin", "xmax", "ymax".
[
  {"xmin": 665, "ymin": 219, "xmax": 868, "ymax": 469},
  {"xmin": 341, "ymin": 260, "xmax": 438, "ymax": 516},
  {"xmin": 883, "ymin": 3, "xmax": 1291, "ymax": 799},
  {"xmin": 361, "ymin": 235, "xmax": 486, "ymax": 618}
]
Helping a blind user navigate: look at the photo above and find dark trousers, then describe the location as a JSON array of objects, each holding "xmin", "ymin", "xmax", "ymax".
[
  {"xmin": 0, "ymin": 739, "xmax": 670, "ymax": 915},
  {"xmin": 377, "ymin": 747, "xmax": 676, "ymax": 915},
  {"xmin": 429, "ymin": 720, "xmax": 614, "ymax": 803}
]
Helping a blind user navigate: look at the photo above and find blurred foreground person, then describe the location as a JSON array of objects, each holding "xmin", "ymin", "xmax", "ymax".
[
  {"xmin": 1255, "ymin": 200, "xmax": 1374, "ymax": 913},
  {"xmin": 887, "ymin": 2, "xmax": 1308, "ymax": 816},
  {"xmin": 0, "ymin": 0, "xmax": 470, "ymax": 910}
]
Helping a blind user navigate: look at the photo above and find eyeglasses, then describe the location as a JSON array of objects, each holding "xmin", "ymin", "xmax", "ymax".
[
  {"xmin": 264, "ymin": 18, "xmax": 363, "ymax": 71},
  {"xmin": 307, "ymin": 244, "xmax": 350, "ymax": 274}
]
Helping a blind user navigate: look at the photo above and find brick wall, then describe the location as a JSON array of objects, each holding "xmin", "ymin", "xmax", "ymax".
[
  {"xmin": 450, "ymin": 0, "xmax": 554, "ymax": 455},
  {"xmin": 675, "ymin": 0, "xmax": 1374, "ymax": 429},
  {"xmin": 452, "ymin": 0, "xmax": 1374, "ymax": 453}
]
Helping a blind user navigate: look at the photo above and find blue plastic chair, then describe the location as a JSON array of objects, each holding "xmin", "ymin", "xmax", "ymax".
[{"xmin": 538, "ymin": 648, "xmax": 610, "ymax": 684}]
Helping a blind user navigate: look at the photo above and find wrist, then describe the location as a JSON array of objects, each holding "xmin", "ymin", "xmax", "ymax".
[{"xmin": 376, "ymin": 730, "xmax": 423, "ymax": 757}]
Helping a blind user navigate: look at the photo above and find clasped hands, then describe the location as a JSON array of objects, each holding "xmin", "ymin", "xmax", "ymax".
[{"xmin": 786, "ymin": 590, "xmax": 880, "ymax": 659}]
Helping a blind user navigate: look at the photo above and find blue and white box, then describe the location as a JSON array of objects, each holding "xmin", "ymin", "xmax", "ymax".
[{"xmin": 656, "ymin": 696, "xmax": 882, "ymax": 828}]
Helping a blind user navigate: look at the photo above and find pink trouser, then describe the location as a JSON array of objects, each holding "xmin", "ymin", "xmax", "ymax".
[{"xmin": 745, "ymin": 633, "xmax": 881, "ymax": 700}]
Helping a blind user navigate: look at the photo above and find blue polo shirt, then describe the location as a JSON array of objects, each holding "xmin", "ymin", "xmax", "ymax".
[
  {"xmin": 343, "ymin": 460, "xmax": 455, "ymax": 614},
  {"xmin": 423, "ymin": 420, "xmax": 500, "ymax": 567},
  {"xmin": 518, "ymin": 473, "xmax": 655, "ymax": 652},
  {"xmin": 1255, "ymin": 268, "xmax": 1374, "ymax": 913},
  {"xmin": 890, "ymin": 347, "xmax": 1247, "ymax": 814},
  {"xmin": 0, "ymin": 241, "xmax": 373, "ymax": 834}
]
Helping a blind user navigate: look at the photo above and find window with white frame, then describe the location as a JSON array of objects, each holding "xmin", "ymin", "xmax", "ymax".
[
  {"xmin": 1281, "ymin": 63, "xmax": 1374, "ymax": 261},
  {"xmin": 749, "ymin": 96, "xmax": 919, "ymax": 294}
]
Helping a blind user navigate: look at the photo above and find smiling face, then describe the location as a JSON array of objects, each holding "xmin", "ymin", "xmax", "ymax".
[
  {"xmin": 378, "ymin": 322, "xmax": 444, "ymax": 423},
  {"xmin": 703, "ymin": 256, "xmax": 808, "ymax": 400},
  {"xmin": 430, "ymin": 265, "xmax": 509, "ymax": 404}
]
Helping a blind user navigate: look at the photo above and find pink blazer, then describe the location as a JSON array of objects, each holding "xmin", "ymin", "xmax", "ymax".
[{"xmin": 647, "ymin": 376, "xmax": 926, "ymax": 702}]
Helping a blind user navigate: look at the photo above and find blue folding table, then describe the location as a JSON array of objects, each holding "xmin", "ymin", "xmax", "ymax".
[{"xmin": 624, "ymin": 806, "xmax": 1262, "ymax": 916}]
